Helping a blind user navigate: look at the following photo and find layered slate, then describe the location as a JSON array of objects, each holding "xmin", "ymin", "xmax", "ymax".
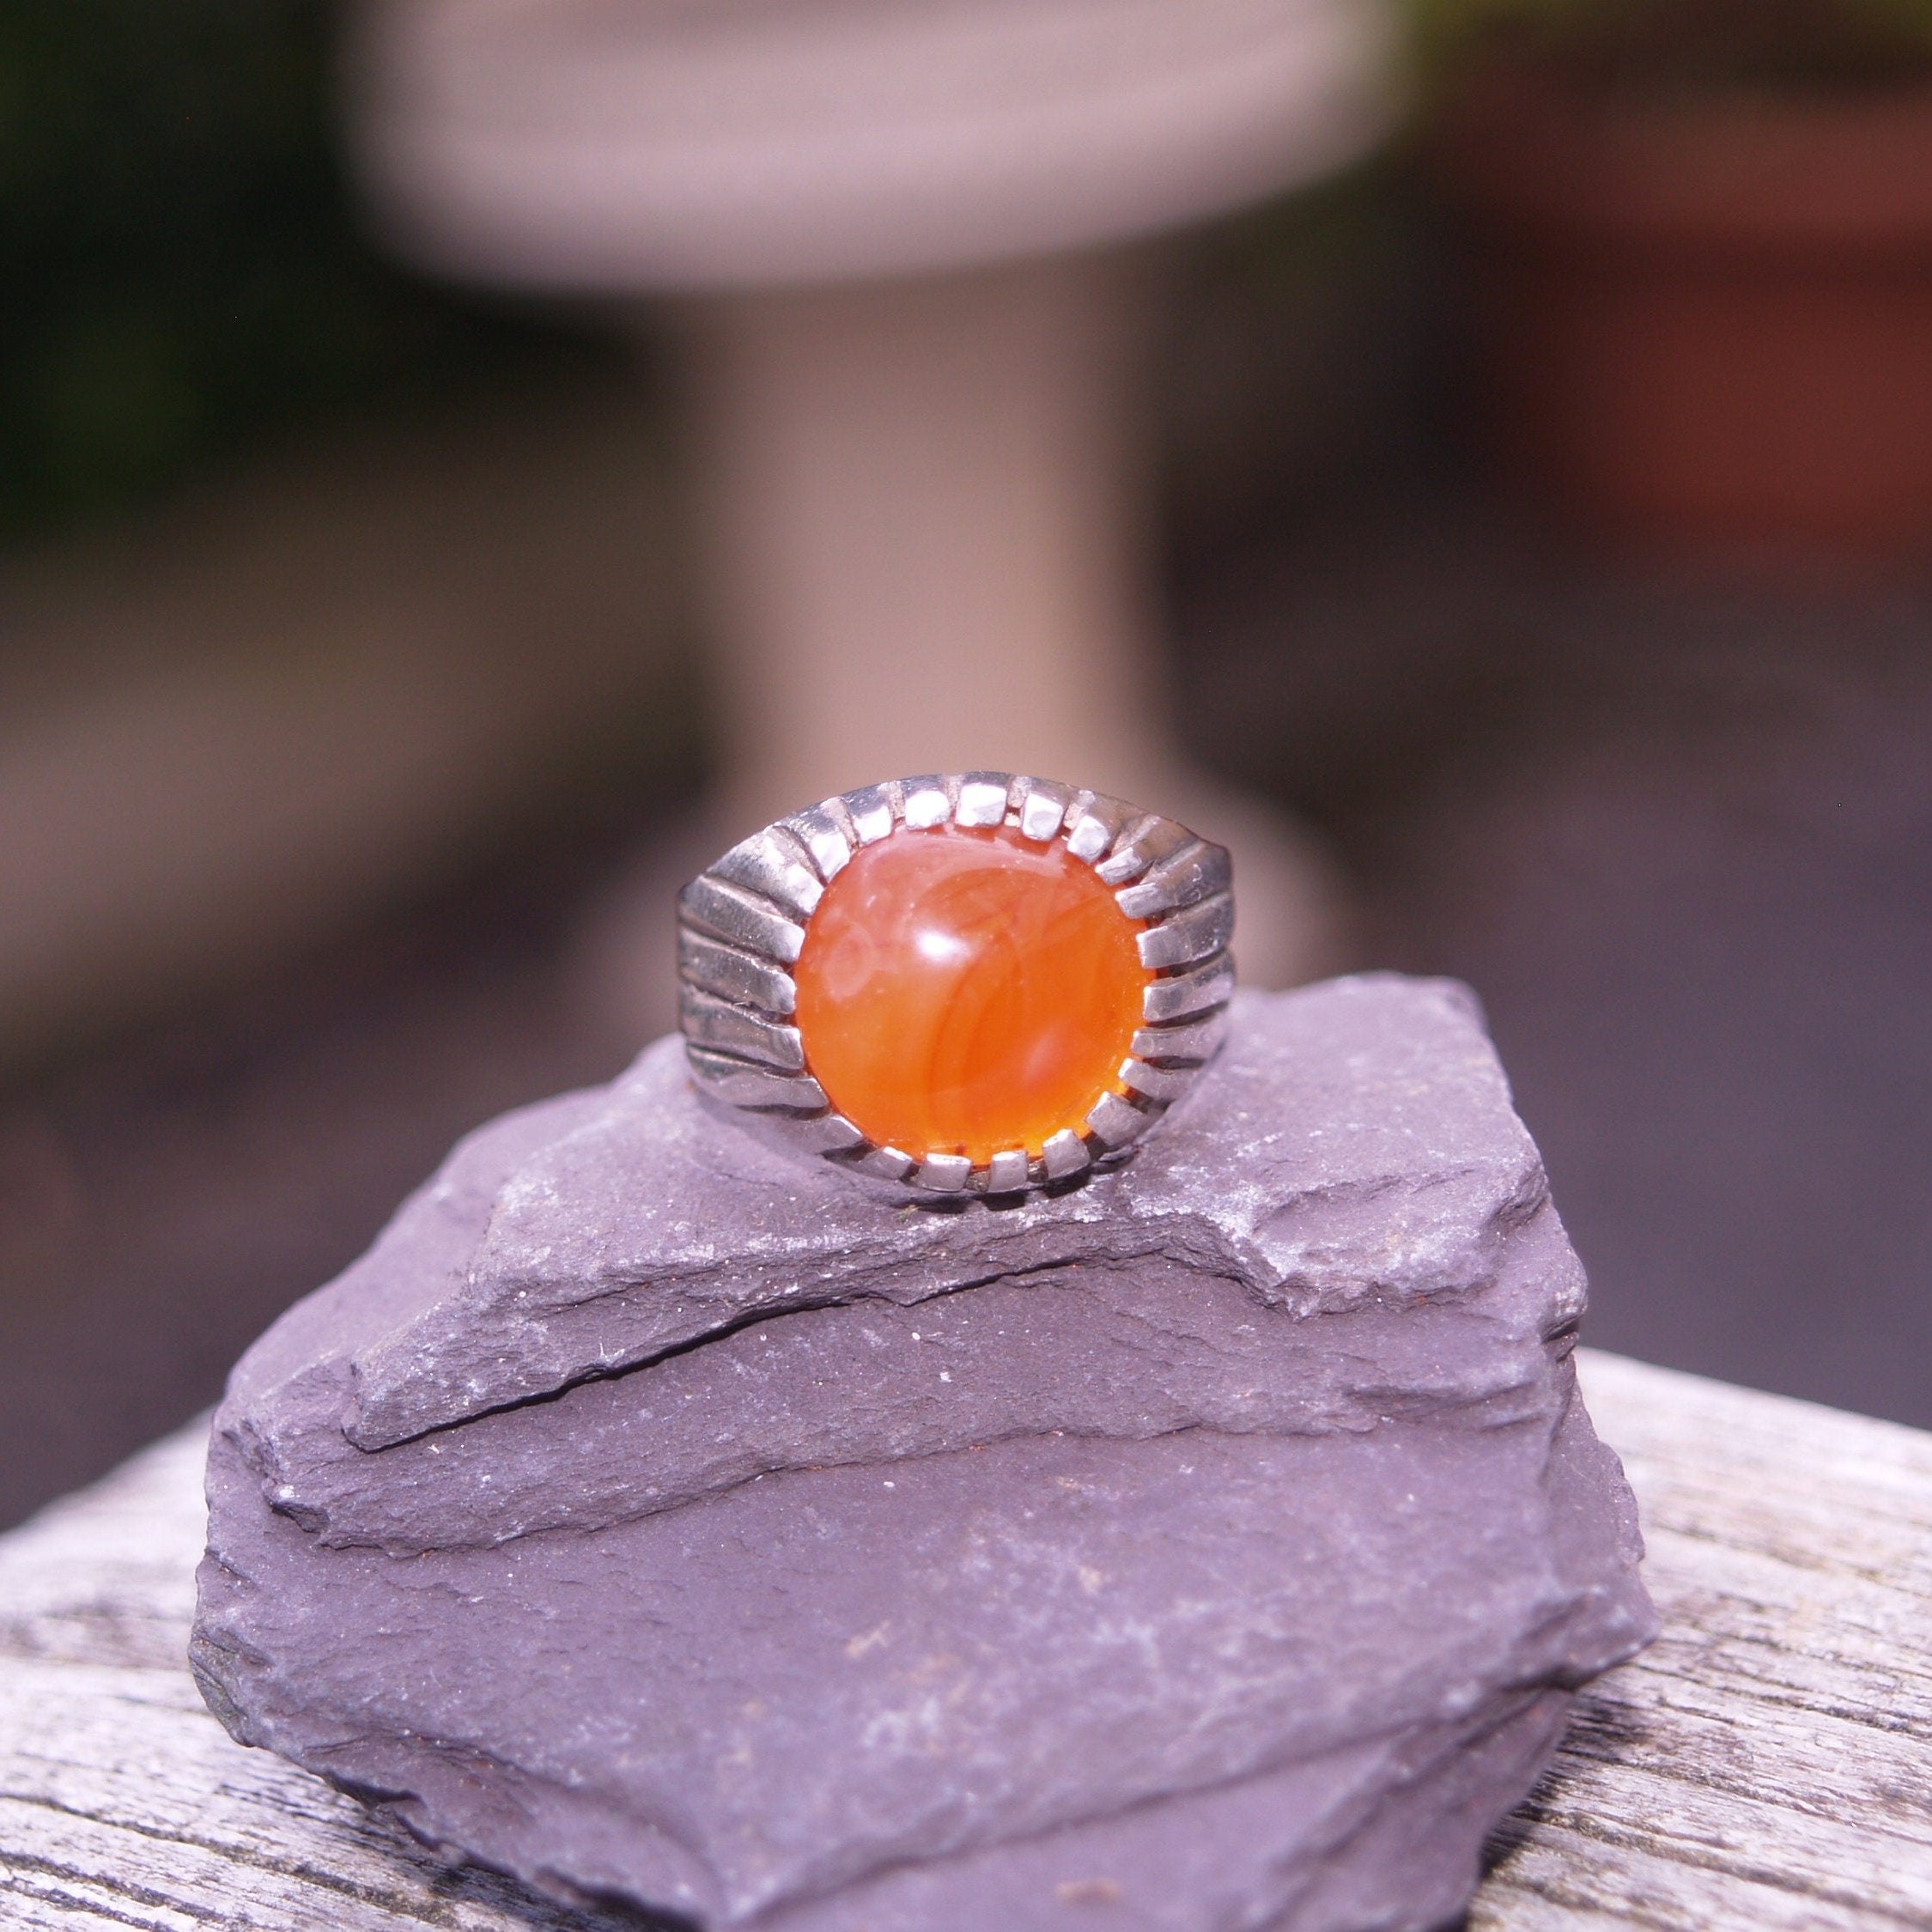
[{"xmin": 192, "ymin": 975, "xmax": 1656, "ymax": 1932}]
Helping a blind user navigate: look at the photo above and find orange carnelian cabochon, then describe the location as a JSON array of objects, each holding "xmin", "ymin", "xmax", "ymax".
[{"xmin": 793, "ymin": 823, "xmax": 1150, "ymax": 1164}]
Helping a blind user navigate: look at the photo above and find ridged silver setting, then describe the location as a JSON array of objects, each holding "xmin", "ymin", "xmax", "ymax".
[{"xmin": 677, "ymin": 773, "xmax": 1234, "ymax": 1198}]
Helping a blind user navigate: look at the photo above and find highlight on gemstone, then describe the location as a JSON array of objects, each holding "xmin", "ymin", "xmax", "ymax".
[{"xmin": 793, "ymin": 823, "xmax": 1151, "ymax": 1165}]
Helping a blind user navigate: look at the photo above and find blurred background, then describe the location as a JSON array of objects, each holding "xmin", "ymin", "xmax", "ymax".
[{"xmin": 3, "ymin": 0, "xmax": 1931, "ymax": 1530}]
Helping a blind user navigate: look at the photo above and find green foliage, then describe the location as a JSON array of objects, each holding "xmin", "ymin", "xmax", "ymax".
[
  {"xmin": 1405, "ymin": 0, "xmax": 1932, "ymax": 91},
  {"xmin": 0, "ymin": 0, "xmax": 572, "ymax": 538}
]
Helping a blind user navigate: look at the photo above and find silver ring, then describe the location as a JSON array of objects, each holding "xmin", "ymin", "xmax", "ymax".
[{"xmin": 677, "ymin": 773, "xmax": 1233, "ymax": 1197}]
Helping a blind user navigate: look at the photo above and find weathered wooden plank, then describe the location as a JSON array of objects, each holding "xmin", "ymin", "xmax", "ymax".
[
  {"xmin": 1473, "ymin": 1352, "xmax": 1932, "ymax": 1932},
  {"xmin": 1, "ymin": 1351, "xmax": 1927, "ymax": 1929}
]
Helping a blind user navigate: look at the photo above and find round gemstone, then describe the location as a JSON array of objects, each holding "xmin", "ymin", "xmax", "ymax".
[{"xmin": 793, "ymin": 823, "xmax": 1150, "ymax": 1165}]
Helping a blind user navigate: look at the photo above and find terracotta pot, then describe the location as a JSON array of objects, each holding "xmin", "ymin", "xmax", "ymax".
[{"xmin": 1432, "ymin": 60, "xmax": 1932, "ymax": 557}]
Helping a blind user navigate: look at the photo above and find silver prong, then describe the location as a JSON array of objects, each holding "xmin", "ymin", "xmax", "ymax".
[
  {"xmin": 678, "ymin": 987, "xmax": 805, "ymax": 1072},
  {"xmin": 679, "ymin": 876, "xmax": 808, "ymax": 965},
  {"xmin": 1130, "ymin": 1007, "xmax": 1228, "ymax": 1066},
  {"xmin": 710, "ymin": 827, "xmax": 825, "ymax": 921},
  {"xmin": 1137, "ymin": 892, "xmax": 1234, "ymax": 971},
  {"xmin": 1097, "ymin": 816, "xmax": 1193, "ymax": 886},
  {"xmin": 685, "ymin": 1048, "xmax": 828, "ymax": 1114},
  {"xmin": 1120, "ymin": 1057, "xmax": 1193, "ymax": 1103},
  {"xmin": 792, "ymin": 1113, "xmax": 866, "ymax": 1154},
  {"xmin": 914, "ymin": 1152, "xmax": 975, "ymax": 1193},
  {"xmin": 1014, "ymin": 778, "xmax": 1071, "ymax": 842},
  {"xmin": 1085, "ymin": 1090, "xmax": 1153, "ymax": 1148},
  {"xmin": 844, "ymin": 784, "xmax": 898, "ymax": 845},
  {"xmin": 1041, "ymin": 1128, "xmax": 1092, "ymax": 1179},
  {"xmin": 983, "ymin": 1149, "xmax": 1030, "ymax": 1193},
  {"xmin": 900, "ymin": 775, "xmax": 952, "ymax": 829},
  {"xmin": 781, "ymin": 802, "xmax": 856, "ymax": 883},
  {"xmin": 1063, "ymin": 793, "xmax": 1134, "ymax": 863},
  {"xmin": 686, "ymin": 781, "xmax": 1232, "ymax": 1198},
  {"xmin": 1142, "ymin": 954, "xmax": 1235, "ymax": 1024},
  {"xmin": 1115, "ymin": 839, "xmax": 1231, "ymax": 920},
  {"xmin": 678, "ymin": 928, "xmax": 797, "ymax": 1016},
  {"xmin": 954, "ymin": 773, "xmax": 1011, "ymax": 828}
]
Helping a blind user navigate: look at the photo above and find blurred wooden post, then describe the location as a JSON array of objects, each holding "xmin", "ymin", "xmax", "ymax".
[
  {"xmin": 343, "ymin": 0, "xmax": 1396, "ymax": 988},
  {"xmin": 686, "ymin": 254, "xmax": 1164, "ymax": 828}
]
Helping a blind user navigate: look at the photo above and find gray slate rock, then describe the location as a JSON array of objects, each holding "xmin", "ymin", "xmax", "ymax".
[{"xmin": 192, "ymin": 975, "xmax": 1656, "ymax": 1931}]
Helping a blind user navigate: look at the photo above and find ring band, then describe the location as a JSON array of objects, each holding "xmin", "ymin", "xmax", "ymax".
[{"xmin": 677, "ymin": 773, "xmax": 1233, "ymax": 1197}]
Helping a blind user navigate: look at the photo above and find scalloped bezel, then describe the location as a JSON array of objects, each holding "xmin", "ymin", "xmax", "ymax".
[{"xmin": 676, "ymin": 774, "xmax": 1233, "ymax": 1197}]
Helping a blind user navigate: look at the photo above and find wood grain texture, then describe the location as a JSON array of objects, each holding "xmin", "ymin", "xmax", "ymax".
[
  {"xmin": 1475, "ymin": 1352, "xmax": 1932, "ymax": 1932},
  {"xmin": 1, "ymin": 1350, "xmax": 1927, "ymax": 1930}
]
